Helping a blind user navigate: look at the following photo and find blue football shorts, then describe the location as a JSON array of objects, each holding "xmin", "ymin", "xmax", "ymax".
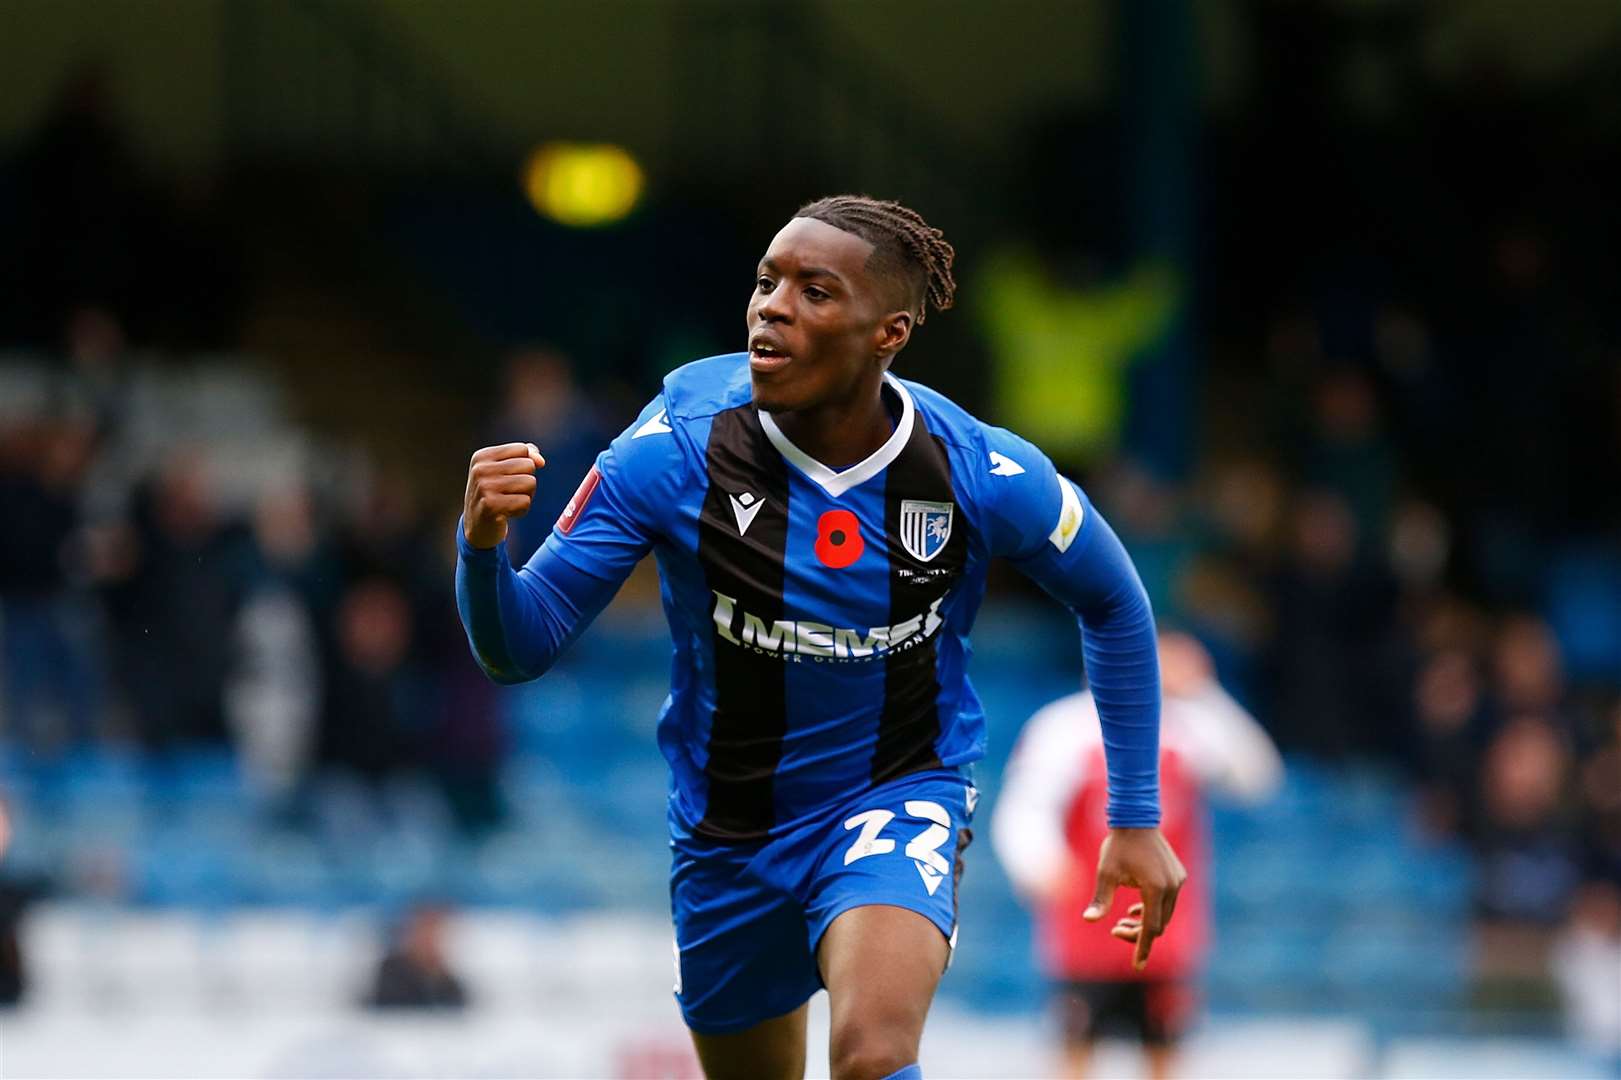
[{"xmin": 669, "ymin": 767, "xmax": 977, "ymax": 1034}]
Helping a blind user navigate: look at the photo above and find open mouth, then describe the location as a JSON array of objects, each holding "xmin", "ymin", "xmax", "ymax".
[{"xmin": 748, "ymin": 342, "xmax": 791, "ymax": 372}]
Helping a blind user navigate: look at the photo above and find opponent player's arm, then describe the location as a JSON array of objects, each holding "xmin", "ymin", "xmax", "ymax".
[{"xmin": 1180, "ymin": 683, "xmax": 1284, "ymax": 805}]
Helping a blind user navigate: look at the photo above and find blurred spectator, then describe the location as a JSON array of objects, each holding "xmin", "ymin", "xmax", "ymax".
[
  {"xmin": 10, "ymin": 64, "xmax": 150, "ymax": 345},
  {"xmin": 482, "ymin": 347, "xmax": 607, "ymax": 566},
  {"xmin": 1578, "ymin": 701, "xmax": 1621, "ymax": 890},
  {"xmin": 0, "ymin": 414, "xmax": 104, "ymax": 753},
  {"xmin": 1473, "ymin": 716, "xmax": 1581, "ymax": 921},
  {"xmin": 1372, "ymin": 306, "xmax": 1460, "ymax": 499},
  {"xmin": 976, "ymin": 248, "xmax": 1178, "ymax": 467},
  {"xmin": 1178, "ymin": 458, "xmax": 1286, "ymax": 702},
  {"xmin": 1264, "ymin": 490, "xmax": 1402, "ymax": 757},
  {"xmin": 1412, "ymin": 647, "xmax": 1489, "ymax": 837},
  {"xmin": 419, "ymin": 517, "xmax": 506, "ymax": 834},
  {"xmin": 1469, "ymin": 224, "xmax": 1578, "ymax": 594},
  {"xmin": 1096, "ymin": 463, "xmax": 1199, "ymax": 617},
  {"xmin": 225, "ymin": 482, "xmax": 332, "ymax": 802},
  {"xmin": 364, "ymin": 903, "xmax": 468, "ymax": 1010},
  {"xmin": 1552, "ymin": 882, "xmax": 1621, "ymax": 1061},
  {"xmin": 317, "ymin": 576, "xmax": 423, "ymax": 784},
  {"xmin": 0, "ymin": 797, "xmax": 49, "ymax": 1008},
  {"xmin": 1386, "ymin": 499, "xmax": 1451, "ymax": 600},
  {"xmin": 59, "ymin": 305, "xmax": 133, "ymax": 440},
  {"xmin": 98, "ymin": 451, "xmax": 245, "ymax": 748},
  {"xmin": 993, "ymin": 632, "xmax": 1282, "ymax": 1080},
  {"xmin": 1470, "ymin": 716, "xmax": 1582, "ymax": 1014},
  {"xmin": 6, "ymin": 66, "xmax": 239, "ymax": 350},
  {"xmin": 1301, "ymin": 367, "xmax": 1397, "ymax": 546},
  {"xmin": 318, "ymin": 469, "xmax": 506, "ymax": 834},
  {"xmin": 1491, "ymin": 616, "xmax": 1570, "ymax": 722}
]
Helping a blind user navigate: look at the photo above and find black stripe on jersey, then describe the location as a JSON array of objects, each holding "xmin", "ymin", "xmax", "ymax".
[
  {"xmin": 873, "ymin": 417, "xmax": 968, "ymax": 786},
  {"xmin": 695, "ymin": 405, "xmax": 792, "ymax": 842}
]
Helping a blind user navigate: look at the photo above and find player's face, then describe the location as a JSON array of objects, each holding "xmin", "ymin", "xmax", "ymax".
[{"xmin": 746, "ymin": 217, "xmax": 910, "ymax": 414}]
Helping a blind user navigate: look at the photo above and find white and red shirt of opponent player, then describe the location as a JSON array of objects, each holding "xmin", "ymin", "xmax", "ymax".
[{"xmin": 992, "ymin": 677, "xmax": 1282, "ymax": 982}]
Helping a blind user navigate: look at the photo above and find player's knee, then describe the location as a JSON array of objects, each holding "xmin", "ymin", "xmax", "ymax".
[{"xmin": 828, "ymin": 1024, "xmax": 917, "ymax": 1080}]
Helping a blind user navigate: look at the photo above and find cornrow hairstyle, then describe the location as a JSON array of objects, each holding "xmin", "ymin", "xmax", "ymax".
[{"xmin": 794, "ymin": 195, "xmax": 957, "ymax": 325}]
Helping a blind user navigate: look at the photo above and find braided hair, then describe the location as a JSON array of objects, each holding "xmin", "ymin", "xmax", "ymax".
[{"xmin": 794, "ymin": 195, "xmax": 957, "ymax": 325}]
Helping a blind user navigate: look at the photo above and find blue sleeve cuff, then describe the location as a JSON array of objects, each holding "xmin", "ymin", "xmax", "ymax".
[{"xmin": 455, "ymin": 518, "xmax": 506, "ymax": 566}]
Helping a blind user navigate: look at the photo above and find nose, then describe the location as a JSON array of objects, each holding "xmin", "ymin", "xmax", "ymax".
[{"xmin": 756, "ymin": 284, "xmax": 792, "ymax": 325}]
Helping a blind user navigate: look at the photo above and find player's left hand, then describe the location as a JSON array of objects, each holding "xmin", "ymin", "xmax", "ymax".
[{"xmin": 1083, "ymin": 827, "xmax": 1187, "ymax": 971}]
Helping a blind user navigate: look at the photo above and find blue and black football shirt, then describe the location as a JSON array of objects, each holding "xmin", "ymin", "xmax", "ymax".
[{"xmin": 457, "ymin": 354, "xmax": 1161, "ymax": 842}]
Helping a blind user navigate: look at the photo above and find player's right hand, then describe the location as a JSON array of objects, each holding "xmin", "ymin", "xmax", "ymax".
[
  {"xmin": 1084, "ymin": 827, "xmax": 1187, "ymax": 971},
  {"xmin": 463, "ymin": 442, "xmax": 546, "ymax": 549}
]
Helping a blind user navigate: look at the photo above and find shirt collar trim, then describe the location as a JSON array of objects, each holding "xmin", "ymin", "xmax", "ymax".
[{"xmin": 757, "ymin": 373, "xmax": 914, "ymax": 498}]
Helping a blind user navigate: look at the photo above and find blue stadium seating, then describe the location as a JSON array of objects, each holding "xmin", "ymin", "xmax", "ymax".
[{"xmin": 0, "ymin": 616, "xmax": 1479, "ymax": 1035}]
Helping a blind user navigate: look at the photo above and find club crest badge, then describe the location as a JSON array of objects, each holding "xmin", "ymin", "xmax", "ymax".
[{"xmin": 899, "ymin": 500, "xmax": 953, "ymax": 563}]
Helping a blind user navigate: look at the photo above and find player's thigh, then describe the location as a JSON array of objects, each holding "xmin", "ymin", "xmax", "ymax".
[
  {"xmin": 804, "ymin": 770, "xmax": 975, "ymax": 954},
  {"xmin": 671, "ymin": 838, "xmax": 821, "ymax": 1040},
  {"xmin": 689, "ymin": 1001, "xmax": 808, "ymax": 1080},
  {"xmin": 817, "ymin": 904, "xmax": 948, "ymax": 1077}
]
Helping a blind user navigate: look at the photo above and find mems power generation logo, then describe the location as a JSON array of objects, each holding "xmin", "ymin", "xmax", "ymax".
[{"xmin": 709, "ymin": 591, "xmax": 946, "ymax": 663}]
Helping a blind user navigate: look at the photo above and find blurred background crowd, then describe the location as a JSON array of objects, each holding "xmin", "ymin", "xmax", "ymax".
[{"xmin": 0, "ymin": 1, "xmax": 1617, "ymax": 1076}]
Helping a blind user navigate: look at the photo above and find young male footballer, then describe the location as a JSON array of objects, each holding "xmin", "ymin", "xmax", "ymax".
[{"xmin": 456, "ymin": 195, "xmax": 1185, "ymax": 1080}]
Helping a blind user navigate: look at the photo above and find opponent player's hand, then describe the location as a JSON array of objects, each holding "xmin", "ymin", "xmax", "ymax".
[
  {"xmin": 463, "ymin": 442, "xmax": 546, "ymax": 549},
  {"xmin": 1083, "ymin": 827, "xmax": 1187, "ymax": 971}
]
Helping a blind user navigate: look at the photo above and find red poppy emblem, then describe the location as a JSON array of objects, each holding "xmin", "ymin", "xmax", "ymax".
[{"xmin": 814, "ymin": 509, "xmax": 864, "ymax": 569}]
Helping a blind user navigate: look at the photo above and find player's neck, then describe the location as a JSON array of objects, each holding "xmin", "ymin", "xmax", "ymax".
[{"xmin": 772, "ymin": 382, "xmax": 894, "ymax": 469}]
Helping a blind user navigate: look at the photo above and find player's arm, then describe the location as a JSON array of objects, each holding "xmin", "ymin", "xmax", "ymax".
[
  {"xmin": 456, "ymin": 397, "xmax": 677, "ymax": 684},
  {"xmin": 984, "ymin": 436, "xmax": 1186, "ymax": 968},
  {"xmin": 455, "ymin": 524, "xmax": 624, "ymax": 684}
]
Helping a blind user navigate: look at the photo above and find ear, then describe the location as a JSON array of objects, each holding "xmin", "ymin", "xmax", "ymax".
[{"xmin": 873, "ymin": 309, "xmax": 914, "ymax": 363}]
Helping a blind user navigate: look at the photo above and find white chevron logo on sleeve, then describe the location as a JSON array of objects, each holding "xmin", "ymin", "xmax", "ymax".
[
  {"xmin": 633, "ymin": 409, "xmax": 672, "ymax": 439},
  {"xmin": 729, "ymin": 491, "xmax": 765, "ymax": 536},
  {"xmin": 988, "ymin": 451, "xmax": 1025, "ymax": 476}
]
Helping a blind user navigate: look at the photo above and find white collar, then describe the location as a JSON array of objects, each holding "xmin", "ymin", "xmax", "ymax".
[{"xmin": 757, "ymin": 373, "xmax": 914, "ymax": 498}]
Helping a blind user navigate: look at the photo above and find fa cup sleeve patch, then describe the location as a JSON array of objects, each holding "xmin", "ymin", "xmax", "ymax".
[
  {"xmin": 556, "ymin": 465, "xmax": 603, "ymax": 535},
  {"xmin": 1048, "ymin": 476, "xmax": 1084, "ymax": 553}
]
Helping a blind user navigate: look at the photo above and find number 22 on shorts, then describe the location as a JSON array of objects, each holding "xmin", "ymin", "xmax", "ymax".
[{"xmin": 842, "ymin": 801, "xmax": 953, "ymax": 889}]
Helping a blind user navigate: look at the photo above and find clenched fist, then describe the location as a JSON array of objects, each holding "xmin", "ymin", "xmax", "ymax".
[{"xmin": 463, "ymin": 442, "xmax": 547, "ymax": 549}]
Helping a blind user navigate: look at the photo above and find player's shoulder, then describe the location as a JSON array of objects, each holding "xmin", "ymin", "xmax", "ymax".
[
  {"xmin": 899, "ymin": 375, "xmax": 1057, "ymax": 504},
  {"xmin": 659, "ymin": 352, "xmax": 753, "ymax": 422},
  {"xmin": 900, "ymin": 376, "xmax": 1047, "ymax": 471},
  {"xmin": 896, "ymin": 376, "xmax": 983, "ymax": 450},
  {"xmin": 606, "ymin": 353, "xmax": 747, "ymax": 474}
]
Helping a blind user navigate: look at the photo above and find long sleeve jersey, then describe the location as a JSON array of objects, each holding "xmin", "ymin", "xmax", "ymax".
[{"xmin": 457, "ymin": 354, "xmax": 1161, "ymax": 842}]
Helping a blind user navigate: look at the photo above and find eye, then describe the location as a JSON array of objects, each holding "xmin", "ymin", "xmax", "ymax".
[
  {"xmin": 756, "ymin": 276, "xmax": 775, "ymax": 293},
  {"xmin": 804, "ymin": 285, "xmax": 830, "ymax": 301}
]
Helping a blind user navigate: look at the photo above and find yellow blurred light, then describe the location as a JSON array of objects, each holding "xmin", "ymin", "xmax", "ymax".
[{"xmin": 522, "ymin": 143, "xmax": 644, "ymax": 227}]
